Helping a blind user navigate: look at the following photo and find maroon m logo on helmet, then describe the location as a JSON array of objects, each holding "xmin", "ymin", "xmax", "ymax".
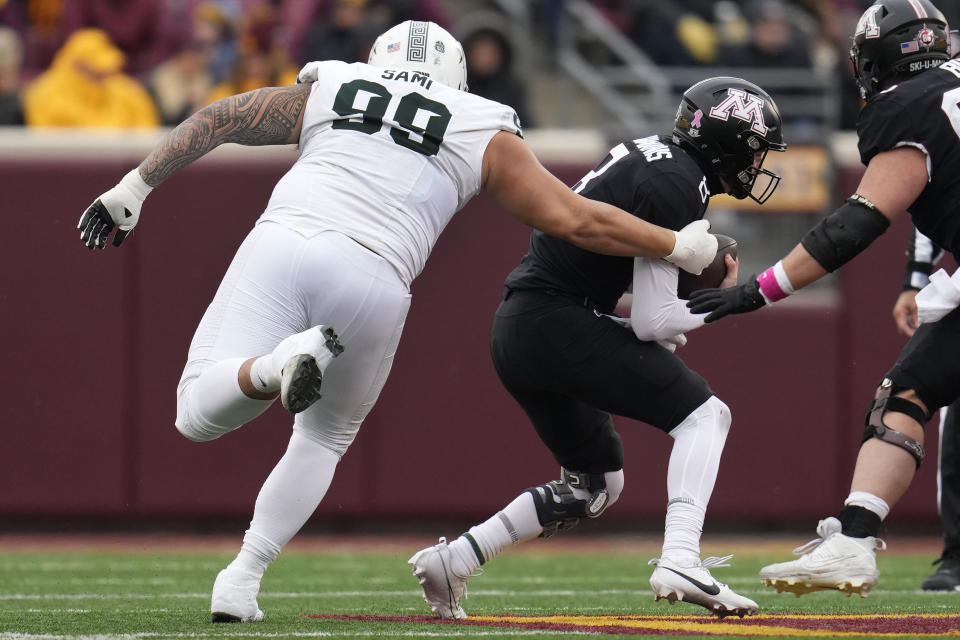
[{"xmin": 708, "ymin": 89, "xmax": 769, "ymax": 136}]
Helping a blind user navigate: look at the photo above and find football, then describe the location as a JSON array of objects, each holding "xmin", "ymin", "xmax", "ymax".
[{"xmin": 676, "ymin": 234, "xmax": 738, "ymax": 300}]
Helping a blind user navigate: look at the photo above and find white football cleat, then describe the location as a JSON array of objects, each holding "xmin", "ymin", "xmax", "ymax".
[
  {"xmin": 210, "ymin": 567, "xmax": 265, "ymax": 623},
  {"xmin": 275, "ymin": 325, "xmax": 343, "ymax": 414},
  {"xmin": 649, "ymin": 555, "xmax": 758, "ymax": 618},
  {"xmin": 408, "ymin": 537, "xmax": 471, "ymax": 619},
  {"xmin": 759, "ymin": 516, "xmax": 886, "ymax": 597}
]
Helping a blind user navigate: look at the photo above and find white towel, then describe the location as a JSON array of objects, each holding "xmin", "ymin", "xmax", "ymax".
[{"xmin": 916, "ymin": 268, "xmax": 960, "ymax": 324}]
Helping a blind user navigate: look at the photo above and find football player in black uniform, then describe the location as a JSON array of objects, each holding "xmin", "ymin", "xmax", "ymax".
[
  {"xmin": 686, "ymin": 0, "xmax": 960, "ymax": 596},
  {"xmin": 891, "ymin": 227, "xmax": 960, "ymax": 590},
  {"xmin": 408, "ymin": 76, "xmax": 787, "ymax": 620}
]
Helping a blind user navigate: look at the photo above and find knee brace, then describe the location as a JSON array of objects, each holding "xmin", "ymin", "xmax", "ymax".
[
  {"xmin": 526, "ymin": 468, "xmax": 614, "ymax": 538},
  {"xmin": 862, "ymin": 378, "xmax": 928, "ymax": 467}
]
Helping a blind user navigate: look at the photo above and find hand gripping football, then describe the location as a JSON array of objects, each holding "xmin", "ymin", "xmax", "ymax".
[{"xmin": 676, "ymin": 234, "xmax": 738, "ymax": 300}]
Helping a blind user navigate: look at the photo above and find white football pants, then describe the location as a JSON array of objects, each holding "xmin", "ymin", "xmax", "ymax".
[{"xmin": 175, "ymin": 221, "xmax": 411, "ymax": 456}]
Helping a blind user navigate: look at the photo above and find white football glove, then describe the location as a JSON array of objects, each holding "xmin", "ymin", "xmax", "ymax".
[
  {"xmin": 78, "ymin": 168, "xmax": 153, "ymax": 249},
  {"xmin": 656, "ymin": 333, "xmax": 687, "ymax": 353},
  {"xmin": 297, "ymin": 61, "xmax": 321, "ymax": 84},
  {"xmin": 665, "ymin": 219, "xmax": 718, "ymax": 275},
  {"xmin": 916, "ymin": 268, "xmax": 960, "ymax": 324}
]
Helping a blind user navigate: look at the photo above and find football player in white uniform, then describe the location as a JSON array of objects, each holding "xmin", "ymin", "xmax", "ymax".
[{"xmin": 77, "ymin": 21, "xmax": 719, "ymax": 623}]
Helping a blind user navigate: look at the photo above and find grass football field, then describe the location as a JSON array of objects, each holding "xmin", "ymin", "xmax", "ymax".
[{"xmin": 1, "ymin": 534, "xmax": 958, "ymax": 639}]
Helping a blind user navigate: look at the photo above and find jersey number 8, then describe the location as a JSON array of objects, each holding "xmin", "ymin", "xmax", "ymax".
[{"xmin": 331, "ymin": 79, "xmax": 452, "ymax": 156}]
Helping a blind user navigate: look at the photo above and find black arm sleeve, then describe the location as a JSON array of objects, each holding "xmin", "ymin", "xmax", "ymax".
[{"xmin": 800, "ymin": 195, "xmax": 891, "ymax": 273}]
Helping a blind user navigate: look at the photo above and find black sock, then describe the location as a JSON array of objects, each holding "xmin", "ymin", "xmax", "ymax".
[{"xmin": 838, "ymin": 505, "xmax": 881, "ymax": 538}]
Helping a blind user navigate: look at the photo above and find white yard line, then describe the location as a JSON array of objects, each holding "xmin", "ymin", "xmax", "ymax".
[{"xmin": 0, "ymin": 587, "xmax": 940, "ymax": 601}]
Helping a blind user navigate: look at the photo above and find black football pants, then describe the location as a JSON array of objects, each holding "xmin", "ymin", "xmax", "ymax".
[
  {"xmin": 882, "ymin": 305, "xmax": 960, "ymax": 556},
  {"xmin": 489, "ymin": 289, "xmax": 713, "ymax": 474}
]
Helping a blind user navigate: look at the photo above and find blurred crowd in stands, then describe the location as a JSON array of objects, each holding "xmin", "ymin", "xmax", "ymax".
[
  {"xmin": 1, "ymin": 0, "xmax": 957, "ymax": 131},
  {"xmin": 597, "ymin": 0, "xmax": 955, "ymax": 129},
  {"xmin": 0, "ymin": 0, "xmax": 454, "ymax": 127}
]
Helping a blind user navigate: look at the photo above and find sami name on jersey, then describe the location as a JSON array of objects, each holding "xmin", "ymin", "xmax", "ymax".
[
  {"xmin": 504, "ymin": 135, "xmax": 714, "ymax": 314},
  {"xmin": 856, "ymin": 58, "xmax": 960, "ymax": 260},
  {"xmin": 259, "ymin": 60, "xmax": 521, "ymax": 288}
]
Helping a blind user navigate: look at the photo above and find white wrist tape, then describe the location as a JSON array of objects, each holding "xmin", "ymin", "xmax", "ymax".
[{"xmin": 119, "ymin": 168, "xmax": 153, "ymax": 202}]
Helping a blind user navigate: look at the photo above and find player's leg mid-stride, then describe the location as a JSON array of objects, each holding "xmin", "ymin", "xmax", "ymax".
[{"xmin": 210, "ymin": 326, "xmax": 343, "ymax": 623}]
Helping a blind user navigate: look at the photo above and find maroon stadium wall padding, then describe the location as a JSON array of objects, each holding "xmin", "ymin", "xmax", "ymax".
[{"xmin": 0, "ymin": 155, "xmax": 944, "ymax": 531}]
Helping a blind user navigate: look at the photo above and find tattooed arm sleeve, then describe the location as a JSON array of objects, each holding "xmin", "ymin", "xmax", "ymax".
[{"xmin": 138, "ymin": 83, "xmax": 311, "ymax": 187}]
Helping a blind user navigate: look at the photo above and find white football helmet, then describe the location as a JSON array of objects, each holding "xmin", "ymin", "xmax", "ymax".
[{"xmin": 368, "ymin": 20, "xmax": 468, "ymax": 91}]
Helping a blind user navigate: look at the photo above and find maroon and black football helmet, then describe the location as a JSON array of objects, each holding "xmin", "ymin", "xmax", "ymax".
[
  {"xmin": 672, "ymin": 77, "xmax": 787, "ymax": 204},
  {"xmin": 850, "ymin": 0, "xmax": 951, "ymax": 100}
]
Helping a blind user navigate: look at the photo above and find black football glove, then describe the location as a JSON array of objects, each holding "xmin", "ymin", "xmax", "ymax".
[
  {"xmin": 77, "ymin": 169, "xmax": 152, "ymax": 250},
  {"xmin": 686, "ymin": 275, "xmax": 766, "ymax": 323},
  {"xmin": 78, "ymin": 198, "xmax": 132, "ymax": 249}
]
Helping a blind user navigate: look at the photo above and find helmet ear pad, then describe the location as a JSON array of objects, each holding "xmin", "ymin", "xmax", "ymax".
[{"xmin": 717, "ymin": 140, "xmax": 766, "ymax": 197}]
